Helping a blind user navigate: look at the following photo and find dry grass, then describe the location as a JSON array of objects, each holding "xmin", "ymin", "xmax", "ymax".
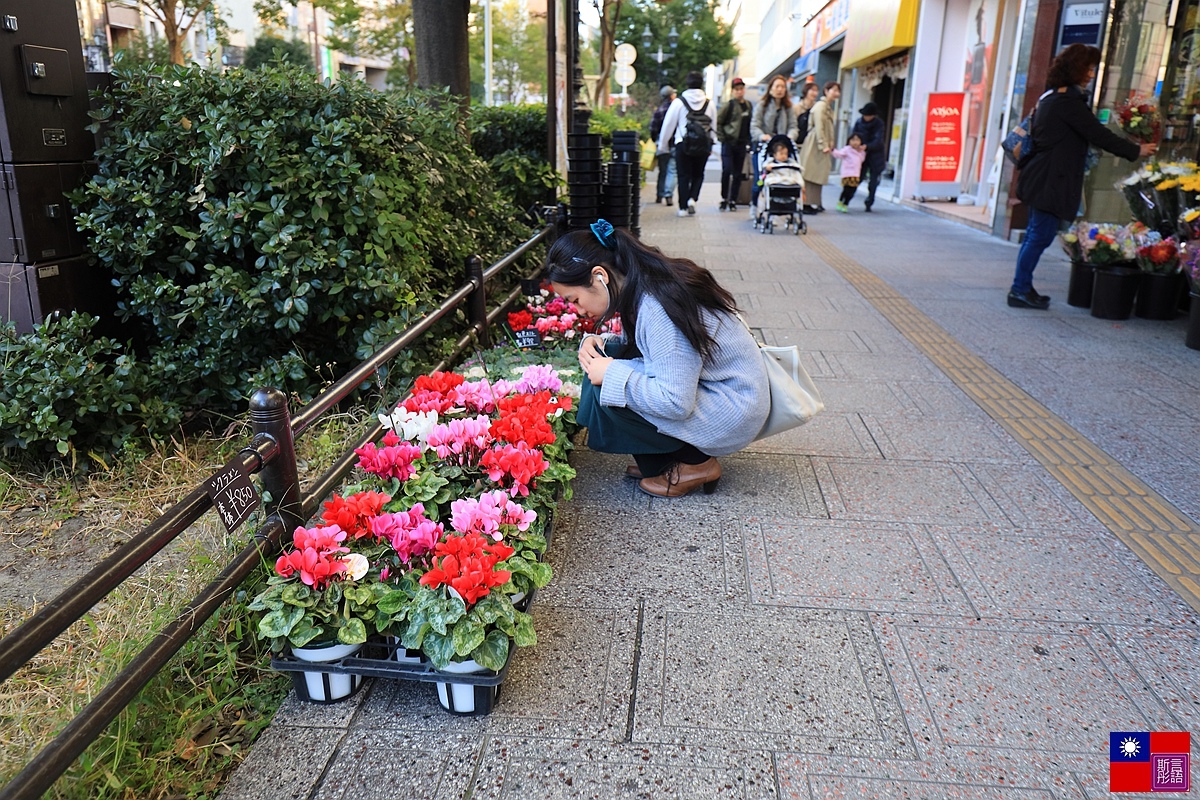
[{"xmin": 0, "ymin": 406, "xmax": 376, "ymax": 798}]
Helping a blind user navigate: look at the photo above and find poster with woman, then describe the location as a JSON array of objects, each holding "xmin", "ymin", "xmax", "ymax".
[{"xmin": 960, "ymin": 0, "xmax": 999, "ymax": 197}]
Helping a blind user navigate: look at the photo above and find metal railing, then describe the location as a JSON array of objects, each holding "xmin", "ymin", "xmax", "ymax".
[{"xmin": 0, "ymin": 221, "xmax": 556, "ymax": 800}]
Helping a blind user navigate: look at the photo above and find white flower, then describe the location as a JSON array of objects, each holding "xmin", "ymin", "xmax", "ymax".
[
  {"xmin": 378, "ymin": 407, "xmax": 439, "ymax": 449},
  {"xmin": 342, "ymin": 553, "xmax": 369, "ymax": 581},
  {"xmin": 464, "ymin": 366, "xmax": 487, "ymax": 378}
]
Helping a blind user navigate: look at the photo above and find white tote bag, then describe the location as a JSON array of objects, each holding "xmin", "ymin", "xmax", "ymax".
[{"xmin": 755, "ymin": 344, "xmax": 824, "ymax": 440}]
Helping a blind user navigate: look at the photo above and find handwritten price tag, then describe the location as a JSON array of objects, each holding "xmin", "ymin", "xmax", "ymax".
[
  {"xmin": 513, "ymin": 328, "xmax": 542, "ymax": 349},
  {"xmin": 205, "ymin": 457, "xmax": 260, "ymax": 535}
]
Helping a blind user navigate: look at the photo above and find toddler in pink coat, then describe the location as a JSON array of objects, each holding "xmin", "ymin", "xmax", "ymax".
[{"xmin": 831, "ymin": 133, "xmax": 867, "ymax": 212}]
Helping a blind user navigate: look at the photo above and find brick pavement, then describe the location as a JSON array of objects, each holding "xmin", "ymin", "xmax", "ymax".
[{"xmin": 220, "ymin": 173, "xmax": 1200, "ymax": 800}]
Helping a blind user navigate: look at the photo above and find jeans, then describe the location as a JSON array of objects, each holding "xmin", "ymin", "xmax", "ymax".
[
  {"xmin": 675, "ymin": 148, "xmax": 709, "ymax": 207},
  {"xmin": 656, "ymin": 149, "xmax": 677, "ymax": 200},
  {"xmin": 720, "ymin": 142, "xmax": 748, "ymax": 204},
  {"xmin": 1012, "ymin": 207, "xmax": 1062, "ymax": 295},
  {"xmin": 860, "ymin": 159, "xmax": 884, "ymax": 207},
  {"xmin": 750, "ymin": 147, "xmax": 763, "ymax": 206}
]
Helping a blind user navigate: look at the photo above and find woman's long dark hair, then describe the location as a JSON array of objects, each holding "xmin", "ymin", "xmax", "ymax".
[
  {"xmin": 759, "ymin": 74, "xmax": 792, "ymax": 110},
  {"xmin": 1046, "ymin": 44, "xmax": 1100, "ymax": 89},
  {"xmin": 544, "ymin": 227, "xmax": 738, "ymax": 360}
]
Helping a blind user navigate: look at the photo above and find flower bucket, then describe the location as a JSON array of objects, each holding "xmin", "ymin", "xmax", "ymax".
[
  {"xmin": 1188, "ymin": 293, "xmax": 1200, "ymax": 350},
  {"xmin": 1067, "ymin": 261, "xmax": 1095, "ymax": 308},
  {"xmin": 435, "ymin": 659, "xmax": 500, "ymax": 716},
  {"xmin": 1091, "ymin": 265, "xmax": 1142, "ymax": 320},
  {"xmin": 1134, "ymin": 272, "xmax": 1185, "ymax": 320},
  {"xmin": 290, "ymin": 641, "xmax": 364, "ymax": 703}
]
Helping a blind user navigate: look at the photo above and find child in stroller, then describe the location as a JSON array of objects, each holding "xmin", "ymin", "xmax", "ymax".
[{"xmin": 755, "ymin": 134, "xmax": 806, "ymax": 235}]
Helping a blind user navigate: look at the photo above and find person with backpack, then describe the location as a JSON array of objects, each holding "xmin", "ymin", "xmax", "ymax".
[
  {"xmin": 716, "ymin": 77, "xmax": 752, "ymax": 212},
  {"xmin": 657, "ymin": 71, "xmax": 715, "ymax": 217},
  {"xmin": 749, "ymin": 74, "xmax": 798, "ymax": 218},
  {"xmin": 650, "ymin": 85, "xmax": 678, "ymax": 205}
]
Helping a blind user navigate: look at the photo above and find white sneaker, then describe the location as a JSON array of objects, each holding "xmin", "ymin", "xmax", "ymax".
[
  {"xmin": 748, "ymin": 206, "xmax": 757, "ymax": 220},
  {"xmin": 677, "ymin": 208, "xmax": 689, "ymax": 217},
  {"xmin": 687, "ymin": 199, "xmax": 696, "ymax": 215}
]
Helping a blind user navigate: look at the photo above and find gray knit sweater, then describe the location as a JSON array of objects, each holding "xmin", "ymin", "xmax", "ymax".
[{"xmin": 599, "ymin": 293, "xmax": 769, "ymax": 455}]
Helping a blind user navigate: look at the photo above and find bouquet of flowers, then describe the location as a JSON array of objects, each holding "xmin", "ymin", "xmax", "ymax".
[
  {"xmin": 1059, "ymin": 227, "xmax": 1084, "ymax": 262},
  {"xmin": 1180, "ymin": 208, "xmax": 1200, "ymax": 241},
  {"xmin": 1134, "ymin": 232, "xmax": 1181, "ymax": 274},
  {"xmin": 1077, "ymin": 222, "xmax": 1132, "ymax": 265},
  {"xmin": 1118, "ymin": 166, "xmax": 1165, "ymax": 230},
  {"xmin": 1117, "ymin": 95, "xmax": 1161, "ymax": 143},
  {"xmin": 1184, "ymin": 240, "xmax": 1200, "ymax": 292}
]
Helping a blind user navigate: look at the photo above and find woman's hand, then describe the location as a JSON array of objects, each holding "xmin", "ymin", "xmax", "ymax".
[
  {"xmin": 1139, "ymin": 142, "xmax": 1158, "ymax": 159},
  {"xmin": 578, "ymin": 345, "xmax": 612, "ymax": 386}
]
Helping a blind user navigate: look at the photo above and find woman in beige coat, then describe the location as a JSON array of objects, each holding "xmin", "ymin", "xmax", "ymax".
[{"xmin": 799, "ymin": 81, "xmax": 840, "ymax": 212}]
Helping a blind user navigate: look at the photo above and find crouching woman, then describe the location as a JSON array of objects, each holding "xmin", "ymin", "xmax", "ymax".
[{"xmin": 546, "ymin": 221, "xmax": 768, "ymax": 497}]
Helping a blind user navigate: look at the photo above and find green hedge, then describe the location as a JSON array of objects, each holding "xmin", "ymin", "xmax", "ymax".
[
  {"xmin": 468, "ymin": 104, "xmax": 559, "ymax": 215},
  {"xmin": 1, "ymin": 65, "xmax": 540, "ymax": 465}
]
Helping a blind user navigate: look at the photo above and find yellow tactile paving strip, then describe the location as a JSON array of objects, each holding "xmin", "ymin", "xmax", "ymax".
[{"xmin": 801, "ymin": 231, "xmax": 1200, "ymax": 614}]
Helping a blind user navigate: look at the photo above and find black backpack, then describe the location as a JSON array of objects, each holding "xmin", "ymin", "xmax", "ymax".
[{"xmin": 681, "ymin": 99, "xmax": 712, "ymax": 157}]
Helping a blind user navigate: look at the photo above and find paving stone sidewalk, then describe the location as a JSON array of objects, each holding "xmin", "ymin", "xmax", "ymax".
[{"xmin": 221, "ymin": 174, "xmax": 1200, "ymax": 800}]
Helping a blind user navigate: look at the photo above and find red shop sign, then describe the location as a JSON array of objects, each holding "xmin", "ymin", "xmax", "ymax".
[{"xmin": 920, "ymin": 92, "xmax": 965, "ymax": 183}]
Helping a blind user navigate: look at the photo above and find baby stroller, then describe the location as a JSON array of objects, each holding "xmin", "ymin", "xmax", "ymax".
[{"xmin": 754, "ymin": 134, "xmax": 806, "ymax": 235}]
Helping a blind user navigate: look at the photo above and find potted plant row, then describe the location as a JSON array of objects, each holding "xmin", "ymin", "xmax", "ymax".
[{"xmin": 249, "ymin": 364, "xmax": 579, "ymax": 714}]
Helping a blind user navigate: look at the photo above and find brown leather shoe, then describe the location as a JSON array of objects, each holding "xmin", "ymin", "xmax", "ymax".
[
  {"xmin": 637, "ymin": 458, "xmax": 721, "ymax": 497},
  {"xmin": 625, "ymin": 464, "xmax": 643, "ymax": 479}
]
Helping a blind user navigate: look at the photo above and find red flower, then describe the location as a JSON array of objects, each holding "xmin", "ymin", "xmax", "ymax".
[
  {"xmin": 418, "ymin": 532, "xmax": 513, "ymax": 606},
  {"xmin": 355, "ymin": 434, "xmax": 423, "ymax": 481},
  {"xmin": 322, "ymin": 490, "xmax": 392, "ymax": 539},
  {"xmin": 413, "ymin": 372, "xmax": 464, "ymax": 395},
  {"xmin": 480, "ymin": 443, "xmax": 549, "ymax": 497},
  {"xmin": 490, "ymin": 405, "xmax": 556, "ymax": 447},
  {"xmin": 274, "ymin": 524, "xmax": 349, "ymax": 589},
  {"xmin": 508, "ymin": 310, "xmax": 533, "ymax": 331}
]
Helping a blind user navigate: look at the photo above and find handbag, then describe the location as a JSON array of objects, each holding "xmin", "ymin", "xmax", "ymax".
[
  {"xmin": 755, "ymin": 343, "xmax": 824, "ymax": 440},
  {"xmin": 1001, "ymin": 90, "xmax": 1052, "ymax": 166}
]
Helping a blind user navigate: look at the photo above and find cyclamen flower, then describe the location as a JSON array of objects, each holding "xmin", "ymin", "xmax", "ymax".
[
  {"xmin": 490, "ymin": 405, "xmax": 556, "ymax": 448},
  {"xmin": 418, "ymin": 532, "xmax": 515, "ymax": 606},
  {"xmin": 452, "ymin": 379, "xmax": 504, "ymax": 415},
  {"xmin": 509, "ymin": 364, "xmax": 563, "ymax": 395},
  {"xmin": 480, "ymin": 442, "xmax": 549, "ymax": 497},
  {"xmin": 450, "ymin": 495, "xmax": 503, "ymax": 539},
  {"xmin": 483, "ymin": 488, "xmax": 537, "ymax": 531},
  {"xmin": 322, "ymin": 490, "xmax": 391, "ymax": 539},
  {"xmin": 355, "ymin": 432, "xmax": 422, "ymax": 482},
  {"xmin": 426, "ymin": 415, "xmax": 493, "ymax": 466},
  {"xmin": 402, "ymin": 388, "xmax": 457, "ymax": 414},
  {"xmin": 370, "ymin": 503, "xmax": 444, "ymax": 563},
  {"xmin": 508, "ymin": 310, "xmax": 533, "ymax": 330},
  {"xmin": 378, "ymin": 406, "xmax": 439, "ymax": 449},
  {"xmin": 275, "ymin": 524, "xmax": 349, "ymax": 589}
]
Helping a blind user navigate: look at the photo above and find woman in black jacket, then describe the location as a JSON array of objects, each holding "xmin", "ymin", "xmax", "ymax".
[{"xmin": 1010, "ymin": 44, "xmax": 1156, "ymax": 309}]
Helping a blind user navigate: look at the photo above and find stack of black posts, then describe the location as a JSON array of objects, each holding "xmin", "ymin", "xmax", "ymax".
[
  {"xmin": 607, "ymin": 131, "xmax": 641, "ymax": 238},
  {"xmin": 567, "ymin": 133, "xmax": 602, "ymax": 230}
]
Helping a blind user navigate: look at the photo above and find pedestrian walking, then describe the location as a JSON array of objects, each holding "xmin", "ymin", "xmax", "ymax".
[
  {"xmin": 794, "ymin": 81, "xmax": 820, "ymax": 148},
  {"xmin": 830, "ymin": 133, "xmax": 867, "ymax": 212},
  {"xmin": 657, "ymin": 71, "xmax": 715, "ymax": 217},
  {"xmin": 850, "ymin": 102, "xmax": 887, "ymax": 211},
  {"xmin": 546, "ymin": 221, "xmax": 769, "ymax": 497},
  {"xmin": 749, "ymin": 74, "xmax": 798, "ymax": 218},
  {"xmin": 717, "ymin": 77, "xmax": 752, "ymax": 212},
  {"xmin": 1009, "ymin": 44, "xmax": 1156, "ymax": 309},
  {"xmin": 799, "ymin": 81, "xmax": 840, "ymax": 214},
  {"xmin": 650, "ymin": 85, "xmax": 678, "ymax": 206}
]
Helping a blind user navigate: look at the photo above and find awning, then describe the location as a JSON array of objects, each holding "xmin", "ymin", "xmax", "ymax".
[{"xmin": 839, "ymin": 0, "xmax": 919, "ymax": 70}]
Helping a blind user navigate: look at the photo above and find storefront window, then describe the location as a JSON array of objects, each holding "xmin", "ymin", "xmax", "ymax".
[
  {"xmin": 1081, "ymin": 0, "xmax": 1174, "ymax": 221},
  {"xmin": 1159, "ymin": 0, "xmax": 1200, "ymax": 157}
]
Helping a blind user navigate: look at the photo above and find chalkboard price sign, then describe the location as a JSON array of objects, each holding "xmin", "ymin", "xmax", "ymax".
[
  {"xmin": 520, "ymin": 279, "xmax": 542, "ymax": 297},
  {"xmin": 513, "ymin": 328, "xmax": 542, "ymax": 349},
  {"xmin": 206, "ymin": 457, "xmax": 260, "ymax": 535}
]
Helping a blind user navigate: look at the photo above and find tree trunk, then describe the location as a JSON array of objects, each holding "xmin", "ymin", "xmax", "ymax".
[
  {"xmin": 412, "ymin": 0, "xmax": 471, "ymax": 106},
  {"xmin": 591, "ymin": 0, "xmax": 622, "ymax": 109}
]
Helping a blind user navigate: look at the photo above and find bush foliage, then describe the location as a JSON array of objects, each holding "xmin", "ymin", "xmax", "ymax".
[
  {"xmin": 69, "ymin": 64, "xmax": 528, "ymax": 428},
  {"xmin": 467, "ymin": 103, "xmax": 558, "ymax": 215}
]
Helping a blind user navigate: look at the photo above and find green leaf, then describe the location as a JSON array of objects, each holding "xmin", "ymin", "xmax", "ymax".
[
  {"xmin": 450, "ymin": 616, "xmax": 485, "ymax": 657},
  {"xmin": 337, "ymin": 618, "xmax": 367, "ymax": 644},
  {"xmin": 470, "ymin": 630, "xmax": 510, "ymax": 671}
]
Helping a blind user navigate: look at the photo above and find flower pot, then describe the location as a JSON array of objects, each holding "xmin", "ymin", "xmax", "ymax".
[
  {"xmin": 1067, "ymin": 261, "xmax": 1095, "ymax": 308},
  {"xmin": 1188, "ymin": 293, "xmax": 1200, "ymax": 350},
  {"xmin": 435, "ymin": 659, "xmax": 500, "ymax": 716},
  {"xmin": 290, "ymin": 641, "xmax": 364, "ymax": 703},
  {"xmin": 1134, "ymin": 271, "xmax": 1185, "ymax": 320},
  {"xmin": 1090, "ymin": 265, "xmax": 1142, "ymax": 320},
  {"xmin": 387, "ymin": 636, "xmax": 425, "ymax": 665}
]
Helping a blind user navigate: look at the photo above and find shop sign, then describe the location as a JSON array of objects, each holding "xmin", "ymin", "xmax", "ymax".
[
  {"xmin": 840, "ymin": 0, "xmax": 919, "ymax": 70},
  {"xmin": 920, "ymin": 93, "xmax": 965, "ymax": 183},
  {"xmin": 1059, "ymin": 2, "xmax": 1105, "ymax": 48},
  {"xmin": 801, "ymin": 0, "xmax": 850, "ymax": 56}
]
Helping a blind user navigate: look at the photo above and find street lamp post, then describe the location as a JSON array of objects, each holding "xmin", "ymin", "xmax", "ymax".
[{"xmin": 641, "ymin": 24, "xmax": 679, "ymax": 89}]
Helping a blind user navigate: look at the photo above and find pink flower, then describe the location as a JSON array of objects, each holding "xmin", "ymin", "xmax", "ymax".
[
  {"xmin": 509, "ymin": 364, "xmax": 563, "ymax": 395},
  {"xmin": 355, "ymin": 432, "xmax": 422, "ymax": 481},
  {"xmin": 370, "ymin": 503, "xmax": 444, "ymax": 564},
  {"xmin": 480, "ymin": 442, "xmax": 549, "ymax": 497},
  {"xmin": 426, "ymin": 415, "xmax": 493, "ymax": 467},
  {"xmin": 274, "ymin": 524, "xmax": 350, "ymax": 589}
]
